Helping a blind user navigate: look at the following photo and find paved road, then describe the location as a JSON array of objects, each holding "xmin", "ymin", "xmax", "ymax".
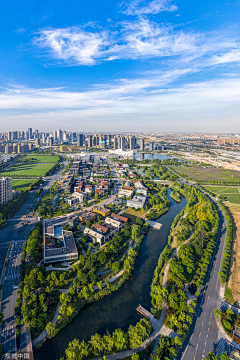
[
  {"xmin": 1, "ymin": 241, "xmax": 25, "ymax": 355},
  {"xmin": 0, "ymin": 244, "xmax": 10, "ymax": 282}
]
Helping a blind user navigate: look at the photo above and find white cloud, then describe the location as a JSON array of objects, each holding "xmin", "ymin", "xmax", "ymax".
[
  {"xmin": 1, "ymin": 77, "xmax": 240, "ymax": 132},
  {"xmin": 113, "ymin": 18, "xmax": 195, "ymax": 58},
  {"xmin": 32, "ymin": 27, "xmax": 109, "ymax": 65},
  {"xmin": 210, "ymin": 49, "xmax": 240, "ymax": 65},
  {"xmin": 33, "ymin": 19, "xmax": 196, "ymax": 64},
  {"xmin": 122, "ymin": 0, "xmax": 177, "ymax": 15}
]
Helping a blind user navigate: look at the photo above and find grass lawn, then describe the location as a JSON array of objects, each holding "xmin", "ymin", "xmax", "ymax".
[
  {"xmin": 204, "ymin": 186, "xmax": 239, "ymax": 194},
  {"xmin": 0, "ymin": 163, "xmax": 55, "ymax": 177},
  {"xmin": 12, "ymin": 179, "xmax": 36, "ymax": 191},
  {"xmin": 124, "ymin": 207, "xmax": 145, "ymax": 217},
  {"xmin": 22, "ymin": 154, "xmax": 59, "ymax": 163},
  {"xmin": 203, "ymin": 186, "xmax": 240, "ymax": 204},
  {"xmin": 171, "ymin": 166, "xmax": 240, "ymax": 183}
]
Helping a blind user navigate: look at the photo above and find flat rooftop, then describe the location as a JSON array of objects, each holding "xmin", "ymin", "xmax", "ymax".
[{"xmin": 45, "ymin": 230, "xmax": 78, "ymax": 259}]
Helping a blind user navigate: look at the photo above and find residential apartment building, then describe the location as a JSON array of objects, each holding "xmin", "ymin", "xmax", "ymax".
[{"xmin": 0, "ymin": 177, "xmax": 12, "ymax": 204}]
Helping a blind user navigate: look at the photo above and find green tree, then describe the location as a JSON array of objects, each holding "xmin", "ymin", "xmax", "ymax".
[
  {"xmin": 131, "ymin": 353, "xmax": 139, "ymax": 360},
  {"xmin": 112, "ymin": 261, "xmax": 120, "ymax": 274},
  {"xmin": 86, "ymin": 221, "xmax": 91, "ymax": 229},
  {"xmin": 46, "ymin": 322, "xmax": 56, "ymax": 337},
  {"xmin": 0, "ymin": 312, "xmax": 3, "ymax": 326},
  {"xmin": 65, "ymin": 339, "xmax": 89, "ymax": 360},
  {"xmin": 213, "ymin": 308, "xmax": 221, "ymax": 319}
]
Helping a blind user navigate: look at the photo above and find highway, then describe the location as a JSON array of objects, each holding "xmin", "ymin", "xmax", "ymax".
[{"xmin": 1, "ymin": 241, "xmax": 25, "ymax": 355}]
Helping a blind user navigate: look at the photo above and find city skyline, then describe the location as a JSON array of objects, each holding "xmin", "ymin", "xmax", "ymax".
[{"xmin": 1, "ymin": 0, "xmax": 240, "ymax": 131}]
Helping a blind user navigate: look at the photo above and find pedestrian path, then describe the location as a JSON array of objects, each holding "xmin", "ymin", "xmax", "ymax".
[{"xmin": 216, "ymin": 330, "xmax": 226, "ymax": 360}]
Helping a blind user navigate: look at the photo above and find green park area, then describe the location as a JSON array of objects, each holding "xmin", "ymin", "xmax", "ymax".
[
  {"xmin": 204, "ymin": 185, "xmax": 240, "ymax": 204},
  {"xmin": 22, "ymin": 154, "xmax": 60, "ymax": 163},
  {"xmin": 12, "ymin": 179, "xmax": 37, "ymax": 191},
  {"xmin": 171, "ymin": 166, "xmax": 240, "ymax": 184},
  {"xmin": 124, "ymin": 207, "xmax": 146, "ymax": 217},
  {"xmin": 0, "ymin": 163, "xmax": 55, "ymax": 177}
]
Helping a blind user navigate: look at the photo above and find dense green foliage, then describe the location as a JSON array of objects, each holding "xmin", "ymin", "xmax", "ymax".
[
  {"xmin": 151, "ymin": 184, "xmax": 219, "ymax": 338},
  {"xmin": 0, "ymin": 191, "xmax": 28, "ymax": 227},
  {"xmin": 64, "ymin": 318, "xmax": 152, "ymax": 359},
  {"xmin": 15, "ymin": 223, "xmax": 60, "ymax": 339},
  {"xmin": 218, "ymin": 202, "xmax": 233, "ymax": 284}
]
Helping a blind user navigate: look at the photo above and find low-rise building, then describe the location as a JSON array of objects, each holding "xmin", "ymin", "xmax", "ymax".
[
  {"xmin": 127, "ymin": 195, "xmax": 147, "ymax": 209},
  {"xmin": 118, "ymin": 189, "xmax": 134, "ymax": 198},
  {"xmin": 43, "ymin": 221, "xmax": 78, "ymax": 264},
  {"xmin": 79, "ymin": 211, "xmax": 96, "ymax": 223},
  {"xmin": 93, "ymin": 206, "xmax": 111, "ymax": 217},
  {"xmin": 105, "ymin": 217, "xmax": 122, "ymax": 230},
  {"xmin": 111, "ymin": 213, "xmax": 129, "ymax": 223}
]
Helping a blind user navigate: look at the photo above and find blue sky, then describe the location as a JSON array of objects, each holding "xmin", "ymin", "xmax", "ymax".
[{"xmin": 1, "ymin": 0, "xmax": 240, "ymax": 132}]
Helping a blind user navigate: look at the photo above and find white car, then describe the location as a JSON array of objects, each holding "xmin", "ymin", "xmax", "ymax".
[{"xmin": 12, "ymin": 285, "xmax": 18, "ymax": 289}]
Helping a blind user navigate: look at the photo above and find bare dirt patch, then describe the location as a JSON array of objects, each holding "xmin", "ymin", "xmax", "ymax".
[{"xmin": 226, "ymin": 202, "xmax": 240, "ymax": 303}]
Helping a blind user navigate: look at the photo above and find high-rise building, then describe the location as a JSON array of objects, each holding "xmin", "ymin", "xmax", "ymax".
[
  {"xmin": 140, "ymin": 139, "xmax": 145, "ymax": 151},
  {"xmin": 34, "ymin": 130, "xmax": 39, "ymax": 139},
  {"xmin": 71, "ymin": 133, "xmax": 76, "ymax": 143},
  {"xmin": 28, "ymin": 128, "xmax": 33, "ymax": 140},
  {"xmin": 77, "ymin": 133, "xmax": 84, "ymax": 147},
  {"xmin": 106, "ymin": 134, "xmax": 111, "ymax": 146},
  {"xmin": 120, "ymin": 136, "xmax": 125, "ymax": 150},
  {"xmin": 149, "ymin": 142, "xmax": 154, "ymax": 151},
  {"xmin": 29, "ymin": 143, "xmax": 33, "ymax": 150},
  {"xmin": 129, "ymin": 136, "xmax": 135, "ymax": 150},
  {"xmin": 114, "ymin": 137, "xmax": 118, "ymax": 149},
  {"xmin": 0, "ymin": 177, "xmax": 12, "ymax": 204},
  {"xmin": 63, "ymin": 132, "xmax": 67, "ymax": 141},
  {"xmin": 35, "ymin": 138, "xmax": 41, "ymax": 147},
  {"xmin": 57, "ymin": 129, "xmax": 62, "ymax": 142},
  {"xmin": 5, "ymin": 144, "xmax": 13, "ymax": 153},
  {"xmin": 117, "ymin": 136, "xmax": 121, "ymax": 149},
  {"xmin": 42, "ymin": 134, "xmax": 46, "ymax": 143},
  {"xmin": 18, "ymin": 131, "xmax": 21, "ymax": 139},
  {"xmin": 8, "ymin": 132, "xmax": 11, "ymax": 141},
  {"xmin": 99, "ymin": 135, "xmax": 106, "ymax": 149},
  {"xmin": 21, "ymin": 131, "xmax": 25, "ymax": 140},
  {"xmin": 25, "ymin": 131, "xmax": 28, "ymax": 140},
  {"xmin": 88, "ymin": 135, "xmax": 92, "ymax": 147},
  {"xmin": 13, "ymin": 143, "xmax": 18, "ymax": 153}
]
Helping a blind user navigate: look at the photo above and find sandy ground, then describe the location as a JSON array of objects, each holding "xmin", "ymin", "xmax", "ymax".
[
  {"xmin": 180, "ymin": 152, "xmax": 240, "ymax": 171},
  {"xmin": 226, "ymin": 202, "xmax": 240, "ymax": 303}
]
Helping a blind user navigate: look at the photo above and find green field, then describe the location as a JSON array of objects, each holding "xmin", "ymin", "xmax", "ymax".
[
  {"xmin": 12, "ymin": 179, "xmax": 36, "ymax": 191},
  {"xmin": 22, "ymin": 155, "xmax": 59, "ymax": 163},
  {"xmin": 171, "ymin": 166, "xmax": 240, "ymax": 183},
  {"xmin": 204, "ymin": 185, "xmax": 240, "ymax": 204},
  {"xmin": 0, "ymin": 163, "xmax": 54, "ymax": 177}
]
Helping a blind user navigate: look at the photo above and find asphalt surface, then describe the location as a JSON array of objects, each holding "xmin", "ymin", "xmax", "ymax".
[{"xmin": 1, "ymin": 241, "xmax": 25, "ymax": 355}]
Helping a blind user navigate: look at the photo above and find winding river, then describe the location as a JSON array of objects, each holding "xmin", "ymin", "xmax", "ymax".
[{"xmin": 35, "ymin": 189, "xmax": 187, "ymax": 360}]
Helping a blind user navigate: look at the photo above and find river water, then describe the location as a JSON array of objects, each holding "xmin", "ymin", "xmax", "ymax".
[
  {"xmin": 35, "ymin": 189, "xmax": 187, "ymax": 360},
  {"xmin": 133, "ymin": 153, "xmax": 173, "ymax": 161}
]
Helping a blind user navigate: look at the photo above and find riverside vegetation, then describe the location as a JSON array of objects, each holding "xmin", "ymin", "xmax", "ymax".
[{"xmin": 150, "ymin": 184, "xmax": 219, "ymax": 338}]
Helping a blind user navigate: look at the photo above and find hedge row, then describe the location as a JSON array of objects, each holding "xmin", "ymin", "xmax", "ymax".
[{"xmin": 218, "ymin": 202, "xmax": 233, "ymax": 284}]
